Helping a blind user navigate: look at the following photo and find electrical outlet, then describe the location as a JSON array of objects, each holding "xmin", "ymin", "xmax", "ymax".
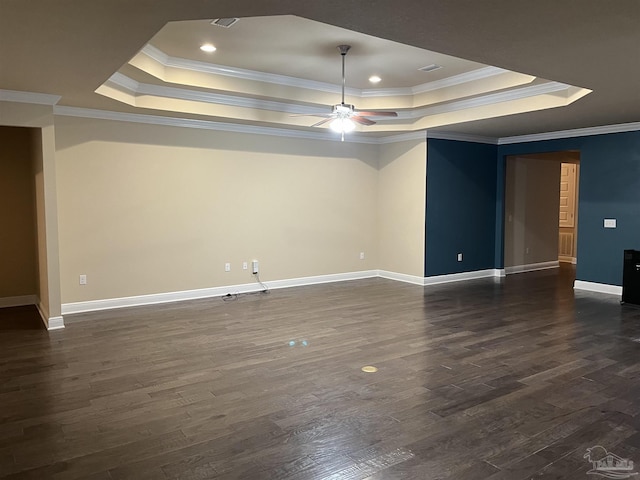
[
  {"xmin": 457, "ymin": 253, "xmax": 463, "ymax": 262},
  {"xmin": 359, "ymin": 252, "xmax": 365, "ymax": 260},
  {"xmin": 252, "ymin": 260, "xmax": 259, "ymax": 274},
  {"xmin": 242, "ymin": 262, "xmax": 248, "ymax": 270},
  {"xmin": 526, "ymin": 247, "xmax": 530, "ymax": 254},
  {"xmin": 79, "ymin": 274, "xmax": 87, "ymax": 285},
  {"xmin": 224, "ymin": 263, "xmax": 231, "ymax": 272}
]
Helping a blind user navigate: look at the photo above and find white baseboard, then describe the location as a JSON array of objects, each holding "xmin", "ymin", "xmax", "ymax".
[
  {"xmin": 60, "ymin": 268, "xmax": 514, "ymax": 316},
  {"xmin": 573, "ymin": 280, "xmax": 622, "ymax": 296},
  {"xmin": 558, "ymin": 256, "xmax": 577, "ymax": 264},
  {"xmin": 46, "ymin": 316, "xmax": 65, "ymax": 330},
  {"xmin": 378, "ymin": 270, "xmax": 425, "ymax": 285},
  {"xmin": 61, "ymin": 270, "xmax": 379, "ymax": 315},
  {"xmin": 505, "ymin": 260, "xmax": 559, "ymax": 275},
  {"xmin": 266, "ymin": 270, "xmax": 379, "ymax": 290},
  {"xmin": 35, "ymin": 302, "xmax": 65, "ymax": 330},
  {"xmin": 423, "ymin": 268, "xmax": 503, "ymax": 286},
  {"xmin": 0, "ymin": 294, "xmax": 37, "ymax": 308}
]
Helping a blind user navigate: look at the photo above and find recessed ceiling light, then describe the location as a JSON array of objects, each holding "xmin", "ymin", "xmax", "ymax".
[
  {"xmin": 369, "ymin": 75, "xmax": 382, "ymax": 84},
  {"xmin": 200, "ymin": 44, "xmax": 217, "ymax": 53}
]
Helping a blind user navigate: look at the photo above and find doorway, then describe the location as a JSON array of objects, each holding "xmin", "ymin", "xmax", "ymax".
[
  {"xmin": 503, "ymin": 151, "xmax": 580, "ymax": 275},
  {"xmin": 0, "ymin": 126, "xmax": 43, "ymax": 328}
]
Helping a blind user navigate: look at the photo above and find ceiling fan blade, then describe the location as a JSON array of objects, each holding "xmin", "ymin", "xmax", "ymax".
[
  {"xmin": 351, "ymin": 116, "xmax": 376, "ymax": 126},
  {"xmin": 289, "ymin": 113, "xmax": 332, "ymax": 118},
  {"xmin": 354, "ymin": 111, "xmax": 398, "ymax": 118},
  {"xmin": 311, "ymin": 118, "xmax": 334, "ymax": 127}
]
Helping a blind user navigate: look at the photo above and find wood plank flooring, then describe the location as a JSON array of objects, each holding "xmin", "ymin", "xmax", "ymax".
[{"xmin": 2, "ymin": 265, "xmax": 640, "ymax": 479}]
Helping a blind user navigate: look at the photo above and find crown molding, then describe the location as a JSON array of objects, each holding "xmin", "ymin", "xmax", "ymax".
[
  {"xmin": 426, "ymin": 130, "xmax": 498, "ymax": 145},
  {"xmin": 398, "ymin": 81, "xmax": 573, "ymax": 120},
  {"xmin": 0, "ymin": 89, "xmax": 61, "ymax": 105},
  {"xmin": 106, "ymin": 72, "xmax": 571, "ymax": 123},
  {"xmin": 141, "ymin": 45, "xmax": 356, "ymax": 96},
  {"xmin": 109, "ymin": 72, "xmax": 140, "ymax": 91},
  {"xmin": 361, "ymin": 67, "xmax": 509, "ymax": 98},
  {"xmin": 498, "ymin": 121, "xmax": 640, "ymax": 144},
  {"xmin": 51, "ymin": 105, "xmax": 640, "ymax": 148},
  {"xmin": 413, "ymin": 66, "xmax": 510, "ymax": 95},
  {"xmin": 140, "ymin": 45, "xmax": 511, "ymax": 100},
  {"xmin": 378, "ymin": 131, "xmax": 427, "ymax": 144},
  {"xmin": 53, "ymin": 106, "xmax": 383, "ymax": 144},
  {"xmin": 107, "ymin": 73, "xmax": 329, "ymax": 115}
]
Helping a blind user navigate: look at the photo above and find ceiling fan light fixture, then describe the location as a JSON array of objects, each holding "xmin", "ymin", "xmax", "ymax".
[{"xmin": 329, "ymin": 117, "xmax": 356, "ymax": 133}]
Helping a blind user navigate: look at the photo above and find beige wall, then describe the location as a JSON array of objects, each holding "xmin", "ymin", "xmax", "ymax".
[
  {"xmin": 504, "ymin": 155, "xmax": 561, "ymax": 267},
  {"xmin": 55, "ymin": 117, "xmax": 380, "ymax": 303},
  {"xmin": 0, "ymin": 126, "xmax": 38, "ymax": 298},
  {"xmin": 378, "ymin": 139, "xmax": 426, "ymax": 277}
]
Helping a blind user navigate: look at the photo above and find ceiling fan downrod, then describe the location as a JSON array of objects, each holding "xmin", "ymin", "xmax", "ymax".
[{"xmin": 337, "ymin": 45, "xmax": 351, "ymax": 106}]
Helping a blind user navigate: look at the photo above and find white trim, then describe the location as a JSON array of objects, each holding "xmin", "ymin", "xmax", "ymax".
[
  {"xmin": 265, "ymin": 270, "xmax": 378, "ymax": 290},
  {"xmin": 48, "ymin": 103, "xmax": 640, "ymax": 149},
  {"xmin": 378, "ymin": 131, "xmax": 426, "ymax": 144},
  {"xmin": 504, "ymin": 260, "xmax": 559, "ymax": 275},
  {"xmin": 61, "ymin": 270, "xmax": 379, "ymax": 315},
  {"xmin": 106, "ymin": 72, "xmax": 572, "ymax": 122},
  {"xmin": 574, "ymin": 280, "xmax": 622, "ymax": 296},
  {"xmin": 108, "ymin": 72, "xmax": 140, "ymax": 91},
  {"xmin": 397, "ymin": 81, "xmax": 573, "ymax": 120},
  {"xmin": 140, "ymin": 45, "xmax": 510, "ymax": 99},
  {"xmin": 53, "ymin": 106, "xmax": 381, "ymax": 144},
  {"xmin": 499, "ymin": 121, "xmax": 640, "ymax": 144},
  {"xmin": 0, "ymin": 295, "xmax": 38, "ymax": 308},
  {"xmin": 0, "ymin": 89, "xmax": 61, "ymax": 105},
  {"xmin": 46, "ymin": 316, "xmax": 65, "ymax": 331},
  {"xmin": 423, "ymin": 268, "xmax": 503, "ymax": 286},
  {"xmin": 413, "ymin": 67, "xmax": 510, "ymax": 95},
  {"xmin": 362, "ymin": 67, "xmax": 511, "ymax": 97},
  {"xmin": 35, "ymin": 302, "xmax": 65, "ymax": 330},
  {"xmin": 558, "ymin": 255, "xmax": 577, "ymax": 264},
  {"xmin": 107, "ymin": 73, "xmax": 330, "ymax": 116},
  {"xmin": 427, "ymin": 130, "xmax": 498, "ymax": 145},
  {"xmin": 141, "ymin": 45, "xmax": 355, "ymax": 97},
  {"xmin": 377, "ymin": 270, "xmax": 426, "ymax": 286},
  {"xmin": 61, "ymin": 268, "xmax": 516, "ymax": 315}
]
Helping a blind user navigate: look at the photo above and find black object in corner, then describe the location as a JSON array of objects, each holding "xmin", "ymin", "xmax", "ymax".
[{"xmin": 622, "ymin": 250, "xmax": 640, "ymax": 306}]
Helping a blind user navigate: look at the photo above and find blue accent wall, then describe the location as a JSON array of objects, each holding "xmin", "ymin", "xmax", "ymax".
[
  {"xmin": 498, "ymin": 130, "xmax": 640, "ymax": 286},
  {"xmin": 425, "ymin": 139, "xmax": 498, "ymax": 276}
]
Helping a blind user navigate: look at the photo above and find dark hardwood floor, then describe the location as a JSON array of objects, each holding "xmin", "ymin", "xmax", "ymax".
[
  {"xmin": 2, "ymin": 265, "xmax": 640, "ymax": 479},
  {"xmin": 0, "ymin": 306, "xmax": 44, "ymax": 332}
]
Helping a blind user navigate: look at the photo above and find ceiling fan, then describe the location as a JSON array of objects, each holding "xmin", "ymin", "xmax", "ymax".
[{"xmin": 297, "ymin": 45, "xmax": 398, "ymax": 139}]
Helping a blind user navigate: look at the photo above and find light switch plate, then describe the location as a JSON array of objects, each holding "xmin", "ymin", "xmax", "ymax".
[{"xmin": 604, "ymin": 218, "xmax": 617, "ymax": 229}]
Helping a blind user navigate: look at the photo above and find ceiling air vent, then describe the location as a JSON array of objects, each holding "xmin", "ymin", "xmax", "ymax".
[
  {"xmin": 418, "ymin": 64, "xmax": 442, "ymax": 73},
  {"xmin": 211, "ymin": 18, "xmax": 239, "ymax": 28}
]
